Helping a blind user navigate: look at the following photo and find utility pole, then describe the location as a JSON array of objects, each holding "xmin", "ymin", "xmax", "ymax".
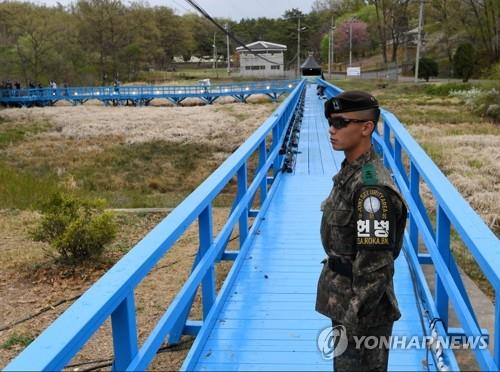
[
  {"xmin": 297, "ymin": 16, "xmax": 301, "ymax": 78},
  {"xmin": 213, "ymin": 32, "xmax": 217, "ymax": 70},
  {"xmin": 225, "ymin": 23, "xmax": 231, "ymax": 74},
  {"xmin": 349, "ymin": 21, "xmax": 353, "ymax": 67},
  {"xmin": 414, "ymin": 0, "xmax": 424, "ymax": 82},
  {"xmin": 328, "ymin": 16, "xmax": 335, "ymax": 80},
  {"xmin": 328, "ymin": 18, "xmax": 331, "ymax": 79},
  {"xmin": 297, "ymin": 16, "xmax": 307, "ymax": 78}
]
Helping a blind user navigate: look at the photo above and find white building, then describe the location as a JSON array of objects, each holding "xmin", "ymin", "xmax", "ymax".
[{"xmin": 236, "ymin": 41, "xmax": 287, "ymax": 77}]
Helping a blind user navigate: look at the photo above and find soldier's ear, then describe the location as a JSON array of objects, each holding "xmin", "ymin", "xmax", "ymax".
[{"xmin": 361, "ymin": 121, "xmax": 374, "ymax": 137}]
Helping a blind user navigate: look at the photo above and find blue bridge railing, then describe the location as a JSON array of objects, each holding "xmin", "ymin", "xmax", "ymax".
[
  {"xmin": 4, "ymin": 79, "xmax": 306, "ymax": 371},
  {"xmin": 0, "ymin": 79, "xmax": 299, "ymax": 107},
  {"xmin": 320, "ymin": 79, "xmax": 500, "ymax": 371}
]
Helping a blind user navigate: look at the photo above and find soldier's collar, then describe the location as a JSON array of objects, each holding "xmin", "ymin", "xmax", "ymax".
[{"xmin": 341, "ymin": 147, "xmax": 376, "ymax": 170}]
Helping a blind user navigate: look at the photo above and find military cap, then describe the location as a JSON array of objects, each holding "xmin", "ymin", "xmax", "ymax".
[{"xmin": 324, "ymin": 90, "xmax": 379, "ymax": 119}]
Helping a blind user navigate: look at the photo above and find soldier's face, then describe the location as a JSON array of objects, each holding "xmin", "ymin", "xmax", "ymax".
[{"xmin": 328, "ymin": 113, "xmax": 373, "ymax": 151}]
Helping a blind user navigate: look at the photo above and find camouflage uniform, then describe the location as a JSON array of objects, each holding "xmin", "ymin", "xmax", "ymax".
[{"xmin": 315, "ymin": 147, "xmax": 407, "ymax": 371}]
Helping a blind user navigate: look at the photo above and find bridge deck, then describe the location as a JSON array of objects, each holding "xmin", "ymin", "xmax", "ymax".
[{"xmin": 188, "ymin": 85, "xmax": 432, "ymax": 370}]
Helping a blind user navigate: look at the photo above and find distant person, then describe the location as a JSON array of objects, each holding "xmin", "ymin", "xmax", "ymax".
[
  {"xmin": 316, "ymin": 91, "xmax": 407, "ymax": 371},
  {"xmin": 316, "ymin": 84, "xmax": 326, "ymax": 98},
  {"xmin": 113, "ymin": 79, "xmax": 120, "ymax": 93}
]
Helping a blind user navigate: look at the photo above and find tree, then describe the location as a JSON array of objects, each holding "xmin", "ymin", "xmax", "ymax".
[
  {"xmin": 368, "ymin": 0, "xmax": 410, "ymax": 64},
  {"xmin": 458, "ymin": 0, "xmax": 499, "ymax": 63},
  {"xmin": 413, "ymin": 57, "xmax": 439, "ymax": 81},
  {"xmin": 453, "ymin": 43, "xmax": 476, "ymax": 82},
  {"xmin": 75, "ymin": 0, "xmax": 128, "ymax": 84},
  {"xmin": 333, "ymin": 20, "xmax": 369, "ymax": 61}
]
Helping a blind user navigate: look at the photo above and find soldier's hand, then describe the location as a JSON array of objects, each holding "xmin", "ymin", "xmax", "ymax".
[{"xmin": 344, "ymin": 303, "xmax": 359, "ymax": 330}]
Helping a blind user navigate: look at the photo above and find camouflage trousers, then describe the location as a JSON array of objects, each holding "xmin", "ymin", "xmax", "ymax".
[{"xmin": 332, "ymin": 320, "xmax": 393, "ymax": 372}]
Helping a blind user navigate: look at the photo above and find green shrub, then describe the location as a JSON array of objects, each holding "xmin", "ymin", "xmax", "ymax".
[
  {"xmin": 413, "ymin": 57, "xmax": 439, "ymax": 81},
  {"xmin": 482, "ymin": 62, "xmax": 500, "ymax": 80},
  {"xmin": 453, "ymin": 43, "xmax": 476, "ymax": 82},
  {"xmin": 450, "ymin": 87, "xmax": 500, "ymax": 122},
  {"xmin": 424, "ymin": 82, "xmax": 473, "ymax": 96},
  {"xmin": 32, "ymin": 193, "xmax": 116, "ymax": 264}
]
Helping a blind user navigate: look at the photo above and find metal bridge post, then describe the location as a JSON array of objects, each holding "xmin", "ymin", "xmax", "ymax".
[
  {"xmin": 168, "ymin": 204, "xmax": 215, "ymax": 343},
  {"xmin": 199, "ymin": 204, "xmax": 216, "ymax": 319},
  {"xmin": 237, "ymin": 165, "xmax": 249, "ymax": 245},
  {"xmin": 495, "ymin": 297, "xmax": 500, "ymax": 367},
  {"xmin": 111, "ymin": 293, "xmax": 139, "ymax": 370},
  {"xmin": 259, "ymin": 141, "xmax": 268, "ymax": 206},
  {"xmin": 409, "ymin": 162, "xmax": 419, "ymax": 255},
  {"xmin": 394, "ymin": 140, "xmax": 409, "ymax": 186},
  {"xmin": 383, "ymin": 120, "xmax": 392, "ymax": 169},
  {"xmin": 435, "ymin": 206, "xmax": 451, "ymax": 329},
  {"xmin": 272, "ymin": 123, "xmax": 280, "ymax": 177}
]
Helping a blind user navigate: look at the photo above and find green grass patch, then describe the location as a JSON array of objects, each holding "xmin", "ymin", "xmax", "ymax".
[
  {"xmin": 1, "ymin": 333, "xmax": 34, "ymax": 350},
  {"xmin": 66, "ymin": 141, "xmax": 235, "ymax": 208},
  {"xmin": 419, "ymin": 143, "xmax": 445, "ymax": 167},
  {"xmin": 0, "ymin": 161, "xmax": 61, "ymax": 209},
  {"xmin": 392, "ymin": 106, "xmax": 477, "ymax": 125},
  {"xmin": 0, "ymin": 116, "xmax": 53, "ymax": 148}
]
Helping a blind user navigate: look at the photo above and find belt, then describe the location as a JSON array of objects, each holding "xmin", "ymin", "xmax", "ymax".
[{"xmin": 327, "ymin": 256, "xmax": 353, "ymax": 278}]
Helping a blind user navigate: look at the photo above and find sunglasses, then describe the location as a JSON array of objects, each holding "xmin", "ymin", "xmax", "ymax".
[{"xmin": 328, "ymin": 117, "xmax": 368, "ymax": 129}]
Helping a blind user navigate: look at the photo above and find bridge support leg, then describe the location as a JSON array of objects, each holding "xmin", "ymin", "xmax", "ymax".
[
  {"xmin": 111, "ymin": 293, "xmax": 138, "ymax": 371},
  {"xmin": 265, "ymin": 93, "xmax": 278, "ymax": 102},
  {"xmin": 232, "ymin": 94, "xmax": 248, "ymax": 103},
  {"xmin": 200, "ymin": 205, "xmax": 216, "ymax": 318},
  {"xmin": 409, "ymin": 163, "xmax": 420, "ymax": 255},
  {"xmin": 272, "ymin": 123, "xmax": 280, "ymax": 177},
  {"xmin": 383, "ymin": 121, "xmax": 392, "ymax": 169},
  {"xmin": 169, "ymin": 205, "xmax": 216, "ymax": 344},
  {"xmin": 495, "ymin": 298, "xmax": 500, "ymax": 367},
  {"xmin": 237, "ymin": 165, "xmax": 249, "ymax": 246},
  {"xmin": 201, "ymin": 96, "xmax": 218, "ymax": 105},
  {"xmin": 435, "ymin": 206, "xmax": 450, "ymax": 329}
]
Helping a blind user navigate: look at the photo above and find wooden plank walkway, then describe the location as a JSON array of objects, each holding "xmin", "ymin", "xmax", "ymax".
[{"xmin": 190, "ymin": 85, "xmax": 431, "ymax": 371}]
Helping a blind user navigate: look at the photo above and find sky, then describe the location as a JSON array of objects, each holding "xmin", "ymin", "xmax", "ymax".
[
  {"xmin": 165, "ymin": 0, "xmax": 317, "ymax": 20},
  {"xmin": 34, "ymin": 0, "xmax": 318, "ymax": 20}
]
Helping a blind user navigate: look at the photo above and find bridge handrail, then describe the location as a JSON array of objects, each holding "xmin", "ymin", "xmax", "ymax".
[
  {"xmin": 0, "ymin": 79, "xmax": 299, "ymax": 99},
  {"xmin": 320, "ymin": 79, "xmax": 500, "ymax": 370},
  {"xmin": 4, "ymin": 80, "xmax": 306, "ymax": 371}
]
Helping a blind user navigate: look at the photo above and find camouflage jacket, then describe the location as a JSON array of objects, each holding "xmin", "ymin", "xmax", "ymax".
[{"xmin": 315, "ymin": 147, "xmax": 407, "ymax": 329}]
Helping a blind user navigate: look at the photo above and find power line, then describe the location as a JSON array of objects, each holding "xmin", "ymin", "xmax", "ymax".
[{"xmin": 183, "ymin": 0, "xmax": 280, "ymax": 65}]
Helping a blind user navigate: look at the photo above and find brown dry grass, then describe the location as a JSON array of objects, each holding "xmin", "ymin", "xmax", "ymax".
[
  {"xmin": 0, "ymin": 100, "xmax": 277, "ymax": 148},
  {"xmin": 405, "ymin": 127, "xmax": 500, "ymax": 235}
]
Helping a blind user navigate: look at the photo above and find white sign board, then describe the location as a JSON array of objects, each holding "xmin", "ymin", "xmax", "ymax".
[{"xmin": 347, "ymin": 67, "xmax": 361, "ymax": 77}]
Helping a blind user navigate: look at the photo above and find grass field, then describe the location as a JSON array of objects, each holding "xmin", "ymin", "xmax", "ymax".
[{"xmin": 0, "ymin": 78, "xmax": 498, "ymax": 369}]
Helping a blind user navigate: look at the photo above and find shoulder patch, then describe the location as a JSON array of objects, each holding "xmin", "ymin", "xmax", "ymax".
[
  {"xmin": 354, "ymin": 186, "xmax": 395, "ymax": 251},
  {"xmin": 361, "ymin": 163, "xmax": 378, "ymax": 186}
]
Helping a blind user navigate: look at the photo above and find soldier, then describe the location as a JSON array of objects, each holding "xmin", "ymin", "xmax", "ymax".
[{"xmin": 315, "ymin": 90, "xmax": 408, "ymax": 371}]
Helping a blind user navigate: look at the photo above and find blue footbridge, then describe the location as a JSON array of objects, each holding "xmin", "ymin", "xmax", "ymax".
[
  {"xmin": 4, "ymin": 79, "xmax": 500, "ymax": 371},
  {"xmin": 0, "ymin": 80, "xmax": 299, "ymax": 107}
]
